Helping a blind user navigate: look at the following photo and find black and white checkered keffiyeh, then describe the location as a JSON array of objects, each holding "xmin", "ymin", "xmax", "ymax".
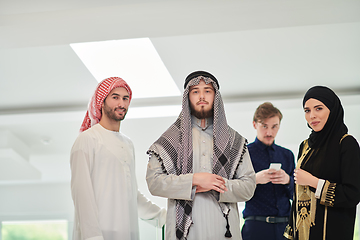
[{"xmin": 147, "ymin": 76, "xmax": 247, "ymax": 240}]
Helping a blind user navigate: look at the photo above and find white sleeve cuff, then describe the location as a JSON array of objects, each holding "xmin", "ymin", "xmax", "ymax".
[{"xmin": 315, "ymin": 179, "xmax": 325, "ymax": 199}]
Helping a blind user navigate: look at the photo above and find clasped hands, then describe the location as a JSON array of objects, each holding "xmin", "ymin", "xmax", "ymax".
[
  {"xmin": 256, "ymin": 168, "xmax": 290, "ymax": 185},
  {"xmin": 192, "ymin": 172, "xmax": 228, "ymax": 193}
]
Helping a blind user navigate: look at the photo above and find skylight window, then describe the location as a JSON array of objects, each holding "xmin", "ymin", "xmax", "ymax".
[{"xmin": 70, "ymin": 38, "xmax": 181, "ymax": 99}]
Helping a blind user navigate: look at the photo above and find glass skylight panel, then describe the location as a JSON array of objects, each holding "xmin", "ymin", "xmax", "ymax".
[{"xmin": 70, "ymin": 38, "xmax": 181, "ymax": 99}]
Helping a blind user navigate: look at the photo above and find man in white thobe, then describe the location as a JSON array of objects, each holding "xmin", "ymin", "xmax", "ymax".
[
  {"xmin": 71, "ymin": 77, "xmax": 166, "ymax": 240},
  {"xmin": 146, "ymin": 71, "xmax": 256, "ymax": 240}
]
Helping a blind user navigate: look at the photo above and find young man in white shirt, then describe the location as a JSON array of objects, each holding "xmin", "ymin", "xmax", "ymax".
[{"xmin": 71, "ymin": 77, "xmax": 166, "ymax": 240}]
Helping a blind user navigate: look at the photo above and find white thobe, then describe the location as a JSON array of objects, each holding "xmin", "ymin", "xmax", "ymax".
[
  {"xmin": 71, "ymin": 124, "xmax": 166, "ymax": 240},
  {"xmin": 146, "ymin": 117, "xmax": 256, "ymax": 240}
]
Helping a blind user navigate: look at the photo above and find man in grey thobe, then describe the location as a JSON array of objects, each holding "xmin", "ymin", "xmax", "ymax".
[{"xmin": 146, "ymin": 71, "xmax": 256, "ymax": 240}]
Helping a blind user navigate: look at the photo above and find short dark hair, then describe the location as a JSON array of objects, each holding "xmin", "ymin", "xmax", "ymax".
[{"xmin": 253, "ymin": 102, "xmax": 283, "ymax": 123}]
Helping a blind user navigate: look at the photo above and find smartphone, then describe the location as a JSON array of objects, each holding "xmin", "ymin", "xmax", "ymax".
[{"xmin": 269, "ymin": 163, "xmax": 282, "ymax": 171}]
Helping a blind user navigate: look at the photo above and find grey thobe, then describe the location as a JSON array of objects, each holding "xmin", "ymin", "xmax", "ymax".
[{"xmin": 146, "ymin": 117, "xmax": 256, "ymax": 240}]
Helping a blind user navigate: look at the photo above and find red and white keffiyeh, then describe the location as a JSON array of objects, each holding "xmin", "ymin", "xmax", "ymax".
[{"xmin": 80, "ymin": 77, "xmax": 132, "ymax": 132}]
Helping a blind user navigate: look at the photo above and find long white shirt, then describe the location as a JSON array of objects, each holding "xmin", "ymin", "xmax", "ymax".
[
  {"xmin": 146, "ymin": 117, "xmax": 256, "ymax": 240},
  {"xmin": 71, "ymin": 124, "xmax": 166, "ymax": 240}
]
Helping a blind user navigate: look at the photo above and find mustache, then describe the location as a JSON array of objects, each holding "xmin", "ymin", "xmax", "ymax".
[{"xmin": 196, "ymin": 100, "xmax": 209, "ymax": 105}]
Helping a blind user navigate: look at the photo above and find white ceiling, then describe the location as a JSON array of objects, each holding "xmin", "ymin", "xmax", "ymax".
[{"xmin": 0, "ymin": 0, "xmax": 359, "ymax": 189}]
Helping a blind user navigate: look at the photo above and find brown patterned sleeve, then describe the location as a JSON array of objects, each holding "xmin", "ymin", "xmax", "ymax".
[{"xmin": 320, "ymin": 180, "xmax": 336, "ymax": 207}]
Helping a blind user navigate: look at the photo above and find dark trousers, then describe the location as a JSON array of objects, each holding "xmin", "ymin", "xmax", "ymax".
[{"xmin": 241, "ymin": 219, "xmax": 287, "ymax": 240}]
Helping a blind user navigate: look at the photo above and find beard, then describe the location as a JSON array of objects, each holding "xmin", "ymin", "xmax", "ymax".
[
  {"xmin": 190, "ymin": 102, "xmax": 213, "ymax": 119},
  {"xmin": 103, "ymin": 102, "xmax": 127, "ymax": 121}
]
